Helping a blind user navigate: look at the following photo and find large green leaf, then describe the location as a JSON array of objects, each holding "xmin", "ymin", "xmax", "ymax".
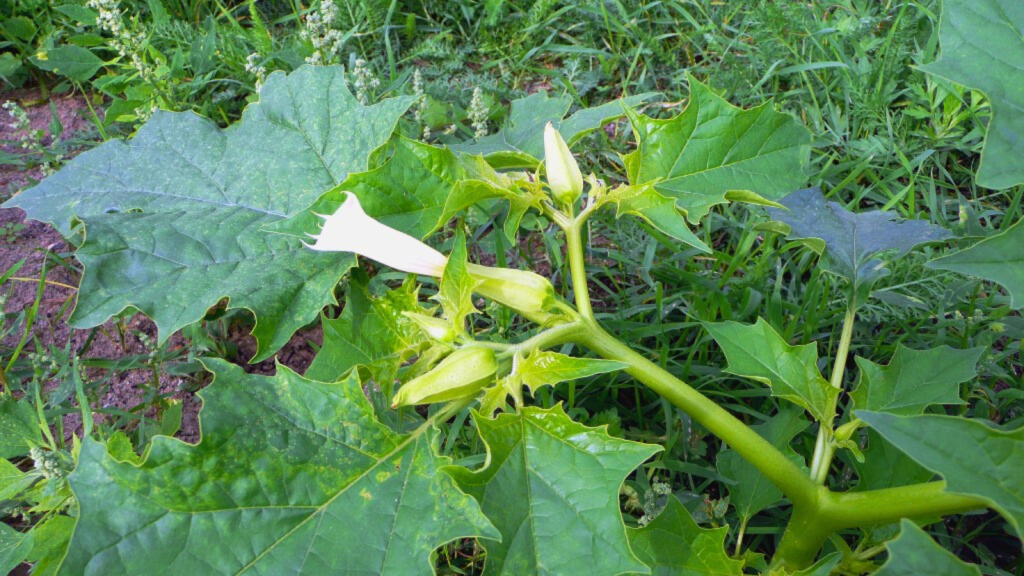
[
  {"xmin": 304, "ymin": 273, "xmax": 427, "ymax": 382},
  {"xmin": 627, "ymin": 495, "xmax": 743, "ymax": 576},
  {"xmin": 851, "ymin": 345, "xmax": 982, "ymax": 416},
  {"xmin": 704, "ymin": 318, "xmax": 837, "ymax": 423},
  {"xmin": 447, "ymin": 405, "xmax": 660, "ymax": 576},
  {"xmin": 874, "ymin": 520, "xmax": 980, "ymax": 576},
  {"xmin": 918, "ymin": 0, "xmax": 1024, "ymax": 189},
  {"xmin": 0, "ymin": 398, "xmax": 41, "ymax": 458},
  {"xmin": 59, "ymin": 359, "xmax": 497, "ymax": 575},
  {"xmin": 927, "ymin": 218, "xmax": 1024, "ymax": 309},
  {"xmin": 768, "ymin": 188, "xmax": 951, "ymax": 297},
  {"xmin": 624, "ymin": 75, "xmax": 811, "ymax": 224},
  {"xmin": 717, "ymin": 406, "xmax": 809, "ymax": 522},
  {"xmin": 3, "ymin": 66, "xmax": 414, "ymax": 361},
  {"xmin": 859, "ymin": 411, "xmax": 1022, "ymax": 539},
  {"xmin": 451, "ymin": 92, "xmax": 657, "ymax": 168}
]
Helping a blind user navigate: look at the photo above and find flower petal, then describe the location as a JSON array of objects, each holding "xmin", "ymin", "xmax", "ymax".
[{"xmin": 305, "ymin": 193, "xmax": 447, "ymax": 277}]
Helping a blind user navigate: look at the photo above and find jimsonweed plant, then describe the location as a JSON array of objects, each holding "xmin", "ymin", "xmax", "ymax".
[{"xmin": 2, "ymin": 1, "xmax": 1023, "ymax": 571}]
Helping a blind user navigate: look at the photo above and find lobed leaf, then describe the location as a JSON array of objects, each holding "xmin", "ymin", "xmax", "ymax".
[
  {"xmin": 918, "ymin": 0, "xmax": 1024, "ymax": 189},
  {"xmin": 624, "ymin": 75, "xmax": 811, "ymax": 224},
  {"xmin": 704, "ymin": 318, "xmax": 837, "ymax": 423},
  {"xmin": 627, "ymin": 495, "xmax": 744, "ymax": 576},
  {"xmin": 452, "ymin": 92, "xmax": 657, "ymax": 168},
  {"xmin": 59, "ymin": 359, "xmax": 497, "ymax": 575},
  {"xmin": 516, "ymin": 350, "xmax": 628, "ymax": 393},
  {"xmin": 480, "ymin": 351, "xmax": 629, "ymax": 417},
  {"xmin": 268, "ymin": 137, "xmax": 514, "ymax": 243},
  {"xmin": 927, "ymin": 218, "xmax": 1024, "ymax": 309},
  {"xmin": 859, "ymin": 411, "xmax": 1024, "ymax": 540},
  {"xmin": 304, "ymin": 272, "xmax": 427, "ymax": 383},
  {"xmin": 3, "ymin": 66, "xmax": 415, "ymax": 361},
  {"xmin": 768, "ymin": 188, "xmax": 952, "ymax": 298},
  {"xmin": 446, "ymin": 405, "xmax": 660, "ymax": 576},
  {"xmin": 850, "ymin": 345, "xmax": 982, "ymax": 416},
  {"xmin": 597, "ymin": 183, "xmax": 710, "ymax": 252}
]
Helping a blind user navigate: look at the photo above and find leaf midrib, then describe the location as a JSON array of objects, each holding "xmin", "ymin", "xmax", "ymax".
[{"xmin": 234, "ymin": 430, "xmax": 428, "ymax": 575}]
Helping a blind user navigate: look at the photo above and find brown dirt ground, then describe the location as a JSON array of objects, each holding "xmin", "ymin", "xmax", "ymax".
[{"xmin": 1, "ymin": 88, "xmax": 322, "ymax": 447}]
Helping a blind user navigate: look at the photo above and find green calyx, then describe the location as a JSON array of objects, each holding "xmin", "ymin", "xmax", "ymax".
[
  {"xmin": 391, "ymin": 346, "xmax": 498, "ymax": 408},
  {"xmin": 467, "ymin": 263, "xmax": 556, "ymax": 321}
]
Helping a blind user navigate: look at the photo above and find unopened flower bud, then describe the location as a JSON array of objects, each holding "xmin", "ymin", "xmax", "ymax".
[
  {"xmin": 467, "ymin": 263, "xmax": 554, "ymax": 317},
  {"xmin": 403, "ymin": 312, "xmax": 457, "ymax": 343},
  {"xmin": 834, "ymin": 419, "xmax": 864, "ymax": 442},
  {"xmin": 391, "ymin": 347, "xmax": 497, "ymax": 408},
  {"xmin": 544, "ymin": 122, "xmax": 583, "ymax": 206}
]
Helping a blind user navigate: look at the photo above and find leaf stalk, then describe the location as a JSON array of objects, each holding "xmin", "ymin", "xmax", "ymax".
[{"xmin": 809, "ymin": 304, "xmax": 856, "ymax": 484}]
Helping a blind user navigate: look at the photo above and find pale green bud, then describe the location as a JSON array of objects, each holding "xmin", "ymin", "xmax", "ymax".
[
  {"xmin": 543, "ymin": 122, "xmax": 583, "ymax": 206},
  {"xmin": 834, "ymin": 419, "xmax": 864, "ymax": 442},
  {"xmin": 391, "ymin": 347, "xmax": 497, "ymax": 408},
  {"xmin": 403, "ymin": 312, "xmax": 457, "ymax": 343},
  {"xmin": 467, "ymin": 263, "xmax": 555, "ymax": 318}
]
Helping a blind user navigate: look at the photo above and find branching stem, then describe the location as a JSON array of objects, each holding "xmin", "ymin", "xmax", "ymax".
[
  {"xmin": 550, "ymin": 222, "xmax": 989, "ymax": 569},
  {"xmin": 498, "ymin": 321, "xmax": 588, "ymax": 359},
  {"xmin": 579, "ymin": 323, "xmax": 819, "ymax": 508}
]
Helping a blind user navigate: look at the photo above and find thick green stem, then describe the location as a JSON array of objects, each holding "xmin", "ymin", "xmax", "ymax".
[
  {"xmin": 772, "ymin": 482, "xmax": 987, "ymax": 570},
  {"xmin": 579, "ymin": 324, "xmax": 818, "ymax": 508},
  {"xmin": 822, "ymin": 482, "xmax": 987, "ymax": 529},
  {"xmin": 559, "ymin": 217, "xmax": 812, "ymax": 505},
  {"xmin": 773, "ymin": 499, "xmax": 834, "ymax": 570},
  {"xmin": 809, "ymin": 305, "xmax": 856, "ymax": 484},
  {"xmin": 566, "ymin": 305, "xmax": 988, "ymax": 569},
  {"xmin": 565, "ymin": 223, "xmax": 594, "ymax": 320}
]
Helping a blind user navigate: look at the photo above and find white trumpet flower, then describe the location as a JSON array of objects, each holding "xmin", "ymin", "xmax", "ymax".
[
  {"xmin": 304, "ymin": 194, "xmax": 448, "ymax": 277},
  {"xmin": 305, "ymin": 194, "xmax": 557, "ymax": 321},
  {"xmin": 543, "ymin": 122, "xmax": 583, "ymax": 206}
]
